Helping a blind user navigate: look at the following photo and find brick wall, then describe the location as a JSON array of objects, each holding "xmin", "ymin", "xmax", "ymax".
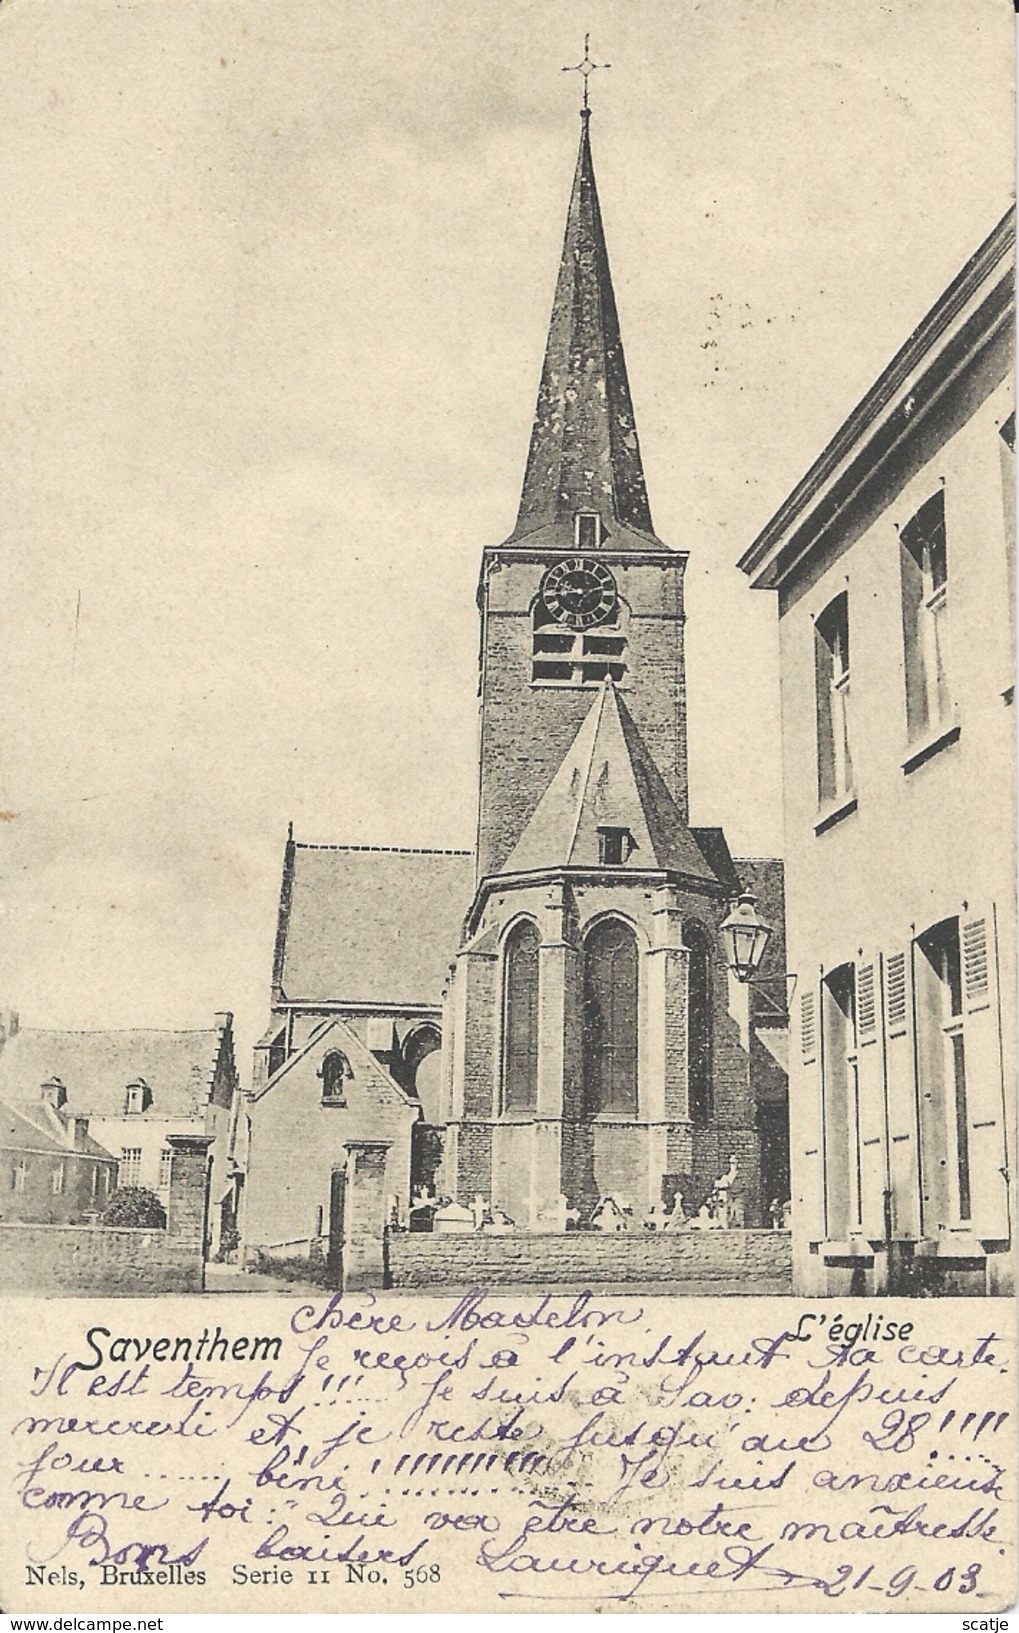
[
  {"xmin": 0, "ymin": 1221, "xmax": 203, "ymax": 1293},
  {"xmin": 387, "ymin": 1227, "xmax": 791, "ymax": 1289},
  {"xmin": 476, "ymin": 557, "xmax": 688, "ymax": 876},
  {"xmin": 342, "ymin": 1141, "xmax": 390, "ymax": 1291}
]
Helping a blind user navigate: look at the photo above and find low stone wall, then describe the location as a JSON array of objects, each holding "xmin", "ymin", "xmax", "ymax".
[
  {"xmin": 0, "ymin": 1223, "xmax": 204, "ymax": 1296},
  {"xmin": 386, "ymin": 1228, "xmax": 792, "ymax": 1290},
  {"xmin": 0, "ymin": 1221, "xmax": 204, "ymax": 1295},
  {"xmin": 0, "ymin": 1130, "xmax": 213, "ymax": 1295}
]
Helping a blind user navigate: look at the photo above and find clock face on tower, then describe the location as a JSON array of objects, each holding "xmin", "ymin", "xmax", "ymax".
[{"xmin": 540, "ymin": 558, "xmax": 618, "ymax": 630}]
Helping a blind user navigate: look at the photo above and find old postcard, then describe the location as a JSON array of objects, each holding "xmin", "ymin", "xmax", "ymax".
[{"xmin": 0, "ymin": 0, "xmax": 1015, "ymax": 1616}]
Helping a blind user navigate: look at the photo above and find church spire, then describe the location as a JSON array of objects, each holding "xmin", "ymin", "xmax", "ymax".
[{"xmin": 512, "ymin": 110, "xmax": 657, "ymax": 544}]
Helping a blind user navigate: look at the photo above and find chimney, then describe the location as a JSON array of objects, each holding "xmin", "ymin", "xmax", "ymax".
[
  {"xmin": 0, "ymin": 1009, "xmax": 20, "ymax": 1049},
  {"xmin": 41, "ymin": 1076, "xmax": 68, "ymax": 1111},
  {"xmin": 66, "ymin": 1114, "xmax": 90, "ymax": 1151}
]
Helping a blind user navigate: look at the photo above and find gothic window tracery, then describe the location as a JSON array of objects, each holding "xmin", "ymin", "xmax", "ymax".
[
  {"xmin": 321, "ymin": 1050, "xmax": 352, "ymax": 1104},
  {"xmin": 502, "ymin": 920, "xmax": 540, "ymax": 1113},
  {"xmin": 582, "ymin": 917, "xmax": 638, "ymax": 1115}
]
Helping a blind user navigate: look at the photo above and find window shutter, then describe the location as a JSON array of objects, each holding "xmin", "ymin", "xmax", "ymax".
[
  {"xmin": 883, "ymin": 949, "xmax": 920, "ymax": 1239},
  {"xmin": 796, "ymin": 985, "xmax": 826, "ymax": 1243},
  {"xmin": 960, "ymin": 907, "xmax": 1009, "ymax": 1240},
  {"xmin": 855, "ymin": 956, "xmax": 887, "ymax": 1239}
]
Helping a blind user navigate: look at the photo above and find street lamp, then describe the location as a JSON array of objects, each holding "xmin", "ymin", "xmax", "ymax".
[{"xmin": 720, "ymin": 892, "xmax": 773, "ymax": 983}]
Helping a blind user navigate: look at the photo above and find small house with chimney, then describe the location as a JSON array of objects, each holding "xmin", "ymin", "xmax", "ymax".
[
  {"xmin": 1, "ymin": 1079, "xmax": 117, "ymax": 1224},
  {"xmin": 0, "ymin": 1013, "xmax": 243, "ymax": 1255}
]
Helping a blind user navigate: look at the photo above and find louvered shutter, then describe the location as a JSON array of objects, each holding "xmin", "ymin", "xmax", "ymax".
[
  {"xmin": 960, "ymin": 907, "xmax": 1009, "ymax": 1240},
  {"xmin": 855, "ymin": 955, "xmax": 887, "ymax": 1238},
  {"xmin": 883, "ymin": 948, "xmax": 920, "ymax": 1239},
  {"xmin": 796, "ymin": 984, "xmax": 827, "ymax": 1242}
]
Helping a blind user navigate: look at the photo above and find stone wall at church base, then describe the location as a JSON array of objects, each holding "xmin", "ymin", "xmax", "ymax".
[
  {"xmin": 0, "ymin": 1222, "xmax": 204, "ymax": 1294},
  {"xmin": 386, "ymin": 1227, "xmax": 792, "ymax": 1290},
  {"xmin": 452, "ymin": 1117, "xmax": 764, "ymax": 1228}
]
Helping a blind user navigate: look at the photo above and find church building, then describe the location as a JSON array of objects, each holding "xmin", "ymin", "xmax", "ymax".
[{"xmin": 244, "ymin": 107, "xmax": 787, "ymax": 1261}]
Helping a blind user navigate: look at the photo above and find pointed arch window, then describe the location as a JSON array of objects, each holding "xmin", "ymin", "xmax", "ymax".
[
  {"xmin": 320, "ymin": 1050, "xmax": 352, "ymax": 1105},
  {"xmin": 403, "ymin": 1024, "xmax": 442, "ymax": 1125},
  {"xmin": 583, "ymin": 918, "xmax": 638, "ymax": 1115},
  {"xmin": 502, "ymin": 921, "xmax": 540, "ymax": 1113},
  {"xmin": 684, "ymin": 922, "xmax": 713, "ymax": 1125}
]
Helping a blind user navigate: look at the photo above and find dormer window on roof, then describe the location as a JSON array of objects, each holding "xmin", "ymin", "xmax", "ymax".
[
  {"xmin": 575, "ymin": 512, "xmax": 602, "ymax": 549},
  {"xmin": 124, "ymin": 1079, "xmax": 152, "ymax": 1115},
  {"xmin": 597, "ymin": 826, "xmax": 636, "ymax": 866},
  {"xmin": 40, "ymin": 1076, "xmax": 67, "ymax": 1110}
]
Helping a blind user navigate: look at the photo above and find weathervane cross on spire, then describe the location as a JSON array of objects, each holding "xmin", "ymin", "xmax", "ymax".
[{"xmin": 563, "ymin": 33, "xmax": 610, "ymax": 112}]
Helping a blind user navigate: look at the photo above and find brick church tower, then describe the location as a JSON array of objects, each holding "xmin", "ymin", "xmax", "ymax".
[{"xmin": 439, "ymin": 109, "xmax": 771, "ymax": 1229}]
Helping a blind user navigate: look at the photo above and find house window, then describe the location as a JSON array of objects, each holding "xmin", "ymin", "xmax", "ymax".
[
  {"xmin": 900, "ymin": 492, "xmax": 951, "ymax": 741},
  {"xmin": 814, "ymin": 592, "xmax": 853, "ymax": 805},
  {"xmin": 684, "ymin": 922, "xmax": 713, "ymax": 1125},
  {"xmin": 158, "ymin": 1148, "xmax": 173, "ymax": 1190},
  {"xmin": 822, "ymin": 964, "xmax": 860, "ymax": 1236},
  {"xmin": 575, "ymin": 512, "xmax": 602, "ymax": 549},
  {"xmin": 583, "ymin": 918, "xmax": 639, "ymax": 1116},
  {"xmin": 12, "ymin": 1159, "xmax": 28, "ymax": 1193},
  {"xmin": 502, "ymin": 921, "xmax": 540, "ymax": 1113},
  {"xmin": 531, "ymin": 600, "xmax": 628, "ymax": 686},
  {"xmin": 597, "ymin": 826, "xmax": 635, "ymax": 866},
  {"xmin": 321, "ymin": 1050, "xmax": 351, "ymax": 1104},
  {"xmin": 916, "ymin": 918, "xmax": 970, "ymax": 1224},
  {"xmin": 51, "ymin": 1163, "xmax": 65, "ymax": 1195},
  {"xmin": 120, "ymin": 1147, "xmax": 142, "ymax": 1187}
]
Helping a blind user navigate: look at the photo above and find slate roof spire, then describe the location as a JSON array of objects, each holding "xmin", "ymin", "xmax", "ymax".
[
  {"xmin": 512, "ymin": 110, "xmax": 657, "ymax": 545},
  {"xmin": 501, "ymin": 679, "xmax": 716, "ymax": 880}
]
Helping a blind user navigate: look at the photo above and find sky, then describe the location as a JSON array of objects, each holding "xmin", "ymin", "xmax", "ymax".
[{"xmin": 0, "ymin": 0, "xmax": 1013, "ymax": 1070}]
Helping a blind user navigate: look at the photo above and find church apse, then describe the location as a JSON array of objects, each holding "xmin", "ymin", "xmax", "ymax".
[{"xmin": 440, "ymin": 103, "xmax": 784, "ymax": 1236}]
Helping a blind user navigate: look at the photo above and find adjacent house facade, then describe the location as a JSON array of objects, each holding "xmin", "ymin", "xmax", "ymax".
[
  {"xmin": 0, "ymin": 1013, "xmax": 243, "ymax": 1257},
  {"xmin": 1, "ymin": 1083, "xmax": 118, "ymax": 1224},
  {"xmin": 739, "ymin": 210, "xmax": 1015, "ymax": 1296}
]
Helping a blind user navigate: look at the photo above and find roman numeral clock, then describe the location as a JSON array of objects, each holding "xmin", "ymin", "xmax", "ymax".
[{"xmin": 540, "ymin": 557, "xmax": 618, "ymax": 630}]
